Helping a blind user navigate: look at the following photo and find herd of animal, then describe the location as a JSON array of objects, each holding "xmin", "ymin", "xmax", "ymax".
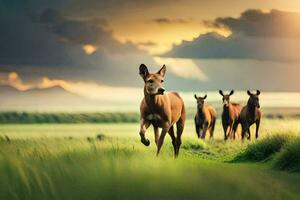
[
  {"xmin": 138, "ymin": 64, "xmax": 261, "ymax": 157},
  {"xmin": 195, "ymin": 90, "xmax": 261, "ymax": 141}
]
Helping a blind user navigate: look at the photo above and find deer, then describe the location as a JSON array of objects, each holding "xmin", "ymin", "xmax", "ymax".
[
  {"xmin": 194, "ymin": 94, "xmax": 217, "ymax": 139},
  {"xmin": 219, "ymin": 90, "xmax": 242, "ymax": 140},
  {"xmin": 239, "ymin": 90, "xmax": 261, "ymax": 140},
  {"xmin": 138, "ymin": 64, "xmax": 186, "ymax": 157}
]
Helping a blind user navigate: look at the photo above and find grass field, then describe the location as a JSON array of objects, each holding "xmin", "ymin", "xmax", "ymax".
[{"xmin": 1, "ymin": 119, "xmax": 300, "ymax": 200}]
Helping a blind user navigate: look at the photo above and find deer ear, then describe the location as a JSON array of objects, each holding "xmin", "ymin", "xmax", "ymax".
[
  {"xmin": 157, "ymin": 65, "xmax": 166, "ymax": 77},
  {"xmin": 229, "ymin": 90, "xmax": 234, "ymax": 96},
  {"xmin": 219, "ymin": 90, "xmax": 224, "ymax": 96},
  {"xmin": 194, "ymin": 94, "xmax": 198, "ymax": 99},
  {"xmin": 256, "ymin": 90, "xmax": 260, "ymax": 95},
  {"xmin": 139, "ymin": 64, "xmax": 149, "ymax": 80},
  {"xmin": 203, "ymin": 94, "xmax": 207, "ymax": 99},
  {"xmin": 247, "ymin": 90, "xmax": 252, "ymax": 96}
]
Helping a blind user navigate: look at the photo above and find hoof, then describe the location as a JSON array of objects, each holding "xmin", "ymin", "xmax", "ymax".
[{"xmin": 141, "ymin": 139, "xmax": 150, "ymax": 146}]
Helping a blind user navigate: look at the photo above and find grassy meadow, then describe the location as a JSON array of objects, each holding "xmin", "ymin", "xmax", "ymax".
[{"xmin": 1, "ymin": 118, "xmax": 300, "ymax": 200}]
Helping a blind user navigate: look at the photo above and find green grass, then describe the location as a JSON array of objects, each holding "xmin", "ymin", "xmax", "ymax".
[
  {"xmin": 0, "ymin": 119, "xmax": 300, "ymax": 200},
  {"xmin": 273, "ymin": 138, "xmax": 300, "ymax": 172},
  {"xmin": 232, "ymin": 135, "xmax": 291, "ymax": 162},
  {"xmin": 230, "ymin": 134, "xmax": 300, "ymax": 173}
]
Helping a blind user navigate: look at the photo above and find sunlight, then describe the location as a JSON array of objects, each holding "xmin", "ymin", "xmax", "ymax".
[
  {"xmin": 39, "ymin": 77, "xmax": 142, "ymax": 102},
  {"xmin": 82, "ymin": 44, "xmax": 97, "ymax": 54},
  {"xmin": 4, "ymin": 72, "xmax": 33, "ymax": 91},
  {"xmin": 154, "ymin": 57, "xmax": 208, "ymax": 81}
]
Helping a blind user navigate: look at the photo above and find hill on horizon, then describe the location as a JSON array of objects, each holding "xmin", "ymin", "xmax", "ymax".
[{"xmin": 0, "ymin": 85, "xmax": 104, "ymax": 111}]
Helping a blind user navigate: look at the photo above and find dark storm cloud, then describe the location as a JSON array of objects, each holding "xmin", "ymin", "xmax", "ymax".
[
  {"xmin": 0, "ymin": 3, "xmax": 82, "ymax": 67},
  {"xmin": 0, "ymin": 1, "xmax": 157, "ymax": 87},
  {"xmin": 50, "ymin": 18, "xmax": 112, "ymax": 45},
  {"xmin": 38, "ymin": 8, "xmax": 64, "ymax": 24},
  {"xmin": 164, "ymin": 32, "xmax": 300, "ymax": 62},
  {"xmin": 149, "ymin": 18, "xmax": 190, "ymax": 24},
  {"xmin": 206, "ymin": 9, "xmax": 300, "ymax": 38},
  {"xmin": 0, "ymin": 0, "xmax": 205, "ymax": 91},
  {"xmin": 38, "ymin": 7, "xmax": 108, "ymax": 27},
  {"xmin": 36, "ymin": 8, "xmax": 137, "ymax": 54},
  {"xmin": 164, "ymin": 9, "xmax": 300, "ymax": 62},
  {"xmin": 63, "ymin": 0, "xmax": 179, "ymax": 17}
]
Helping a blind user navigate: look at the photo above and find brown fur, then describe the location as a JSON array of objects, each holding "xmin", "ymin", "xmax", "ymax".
[
  {"xmin": 219, "ymin": 90, "xmax": 242, "ymax": 140},
  {"xmin": 139, "ymin": 64, "xmax": 186, "ymax": 157},
  {"xmin": 239, "ymin": 90, "xmax": 261, "ymax": 140},
  {"xmin": 194, "ymin": 94, "xmax": 217, "ymax": 139}
]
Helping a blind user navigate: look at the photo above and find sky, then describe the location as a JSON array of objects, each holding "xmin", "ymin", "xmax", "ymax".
[{"xmin": 1, "ymin": 0, "xmax": 300, "ymax": 101}]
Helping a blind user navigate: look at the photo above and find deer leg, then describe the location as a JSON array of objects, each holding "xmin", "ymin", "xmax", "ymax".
[
  {"xmin": 154, "ymin": 126, "xmax": 159, "ymax": 146},
  {"xmin": 255, "ymin": 120, "xmax": 260, "ymax": 139},
  {"xmin": 175, "ymin": 118, "xmax": 184, "ymax": 158},
  {"xmin": 139, "ymin": 119, "xmax": 150, "ymax": 146},
  {"xmin": 198, "ymin": 127, "xmax": 202, "ymax": 139},
  {"xmin": 247, "ymin": 128, "xmax": 251, "ymax": 140},
  {"xmin": 228, "ymin": 123, "xmax": 234, "ymax": 139},
  {"xmin": 222, "ymin": 121, "xmax": 228, "ymax": 140},
  {"xmin": 195, "ymin": 125, "xmax": 201, "ymax": 138},
  {"xmin": 201, "ymin": 122, "xmax": 209, "ymax": 139},
  {"xmin": 232, "ymin": 121, "xmax": 239, "ymax": 140},
  {"xmin": 168, "ymin": 126, "xmax": 176, "ymax": 158},
  {"xmin": 241, "ymin": 123, "xmax": 248, "ymax": 140},
  {"xmin": 209, "ymin": 119, "xmax": 216, "ymax": 139},
  {"xmin": 195, "ymin": 118, "xmax": 200, "ymax": 138},
  {"xmin": 156, "ymin": 126, "xmax": 169, "ymax": 156}
]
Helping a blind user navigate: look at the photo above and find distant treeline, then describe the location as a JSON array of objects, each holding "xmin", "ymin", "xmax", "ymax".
[
  {"xmin": 0, "ymin": 112, "xmax": 140, "ymax": 124},
  {"xmin": 0, "ymin": 111, "xmax": 299, "ymax": 124}
]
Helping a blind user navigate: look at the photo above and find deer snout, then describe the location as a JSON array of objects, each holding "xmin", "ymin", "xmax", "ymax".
[
  {"xmin": 197, "ymin": 103, "xmax": 204, "ymax": 110},
  {"xmin": 157, "ymin": 87, "xmax": 165, "ymax": 94},
  {"xmin": 223, "ymin": 100, "xmax": 229, "ymax": 106}
]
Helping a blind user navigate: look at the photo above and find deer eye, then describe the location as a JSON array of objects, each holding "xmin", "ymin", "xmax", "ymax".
[
  {"xmin": 161, "ymin": 80, "xmax": 164, "ymax": 83},
  {"xmin": 147, "ymin": 79, "xmax": 154, "ymax": 83}
]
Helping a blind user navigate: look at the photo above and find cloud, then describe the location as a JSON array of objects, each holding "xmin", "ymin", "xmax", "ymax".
[
  {"xmin": 37, "ymin": 8, "xmax": 140, "ymax": 54},
  {"xmin": 191, "ymin": 59, "xmax": 300, "ymax": 92},
  {"xmin": 136, "ymin": 41, "xmax": 157, "ymax": 46},
  {"xmin": 3, "ymin": 2, "xmax": 300, "ymax": 93},
  {"xmin": 0, "ymin": 72, "xmax": 33, "ymax": 91},
  {"xmin": 0, "ymin": 71, "xmax": 143, "ymax": 102},
  {"xmin": 61, "ymin": 0, "xmax": 178, "ymax": 17},
  {"xmin": 164, "ymin": 32, "xmax": 300, "ymax": 61},
  {"xmin": 0, "ymin": 2, "xmax": 211, "ymax": 92},
  {"xmin": 208, "ymin": 9, "xmax": 300, "ymax": 38},
  {"xmin": 154, "ymin": 57, "xmax": 207, "ymax": 81},
  {"xmin": 149, "ymin": 18, "xmax": 190, "ymax": 24},
  {"xmin": 38, "ymin": 8, "xmax": 64, "ymax": 24},
  {"xmin": 38, "ymin": 77, "xmax": 142, "ymax": 102},
  {"xmin": 51, "ymin": 19, "xmax": 111, "ymax": 45},
  {"xmin": 163, "ymin": 9, "xmax": 300, "ymax": 62},
  {"xmin": 0, "ymin": 3, "xmax": 158, "ymax": 87}
]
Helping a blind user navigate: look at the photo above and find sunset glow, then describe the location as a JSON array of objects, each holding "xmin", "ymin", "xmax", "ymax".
[
  {"xmin": 6, "ymin": 72, "xmax": 32, "ymax": 91},
  {"xmin": 1, "ymin": 0, "xmax": 300, "ymax": 110},
  {"xmin": 83, "ymin": 44, "xmax": 97, "ymax": 54},
  {"xmin": 2, "ymin": 2, "xmax": 300, "ymax": 199}
]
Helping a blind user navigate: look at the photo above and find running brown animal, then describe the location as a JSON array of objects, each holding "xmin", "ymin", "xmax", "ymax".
[
  {"xmin": 138, "ymin": 64, "xmax": 186, "ymax": 157},
  {"xmin": 219, "ymin": 90, "xmax": 241, "ymax": 140},
  {"xmin": 239, "ymin": 90, "xmax": 261, "ymax": 140},
  {"xmin": 194, "ymin": 94, "xmax": 217, "ymax": 139}
]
